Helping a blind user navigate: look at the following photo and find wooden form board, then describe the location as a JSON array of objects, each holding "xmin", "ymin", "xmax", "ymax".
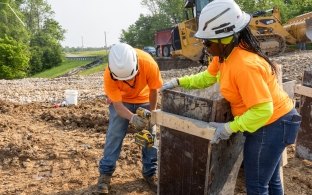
[
  {"xmin": 296, "ymin": 70, "xmax": 312, "ymax": 160},
  {"xmin": 151, "ymin": 110, "xmax": 215, "ymax": 140},
  {"xmin": 295, "ymin": 84, "xmax": 312, "ymax": 98},
  {"xmin": 155, "ymin": 58, "xmax": 200, "ymax": 71},
  {"xmin": 158, "ymin": 90, "xmax": 244, "ymax": 195}
]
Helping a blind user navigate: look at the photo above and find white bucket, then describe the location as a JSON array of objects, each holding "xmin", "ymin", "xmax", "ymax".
[{"xmin": 64, "ymin": 89, "xmax": 78, "ymax": 105}]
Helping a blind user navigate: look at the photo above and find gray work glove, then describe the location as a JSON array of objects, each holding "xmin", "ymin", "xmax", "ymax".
[
  {"xmin": 130, "ymin": 114, "xmax": 148, "ymax": 130},
  {"xmin": 161, "ymin": 78, "xmax": 179, "ymax": 91},
  {"xmin": 209, "ymin": 122, "xmax": 233, "ymax": 144}
]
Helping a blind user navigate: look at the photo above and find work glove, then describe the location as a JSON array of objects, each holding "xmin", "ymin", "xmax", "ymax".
[
  {"xmin": 209, "ymin": 122, "xmax": 233, "ymax": 144},
  {"xmin": 161, "ymin": 78, "xmax": 179, "ymax": 91},
  {"xmin": 130, "ymin": 114, "xmax": 148, "ymax": 130}
]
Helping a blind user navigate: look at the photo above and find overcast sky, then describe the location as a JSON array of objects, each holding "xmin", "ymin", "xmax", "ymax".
[{"xmin": 47, "ymin": 0, "xmax": 148, "ymax": 48}]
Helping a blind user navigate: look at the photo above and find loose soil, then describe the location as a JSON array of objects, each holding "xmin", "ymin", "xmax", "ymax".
[{"xmin": 0, "ymin": 51, "xmax": 311, "ymax": 195}]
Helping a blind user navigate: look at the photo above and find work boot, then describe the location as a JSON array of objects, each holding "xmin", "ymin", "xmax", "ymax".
[
  {"xmin": 96, "ymin": 174, "xmax": 111, "ymax": 194},
  {"xmin": 143, "ymin": 175, "xmax": 158, "ymax": 193}
]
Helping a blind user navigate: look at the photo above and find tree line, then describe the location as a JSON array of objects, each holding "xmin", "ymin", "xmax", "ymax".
[
  {"xmin": 0, "ymin": 0, "xmax": 64, "ymax": 79},
  {"xmin": 120, "ymin": 0, "xmax": 312, "ymax": 49},
  {"xmin": 1, "ymin": 0, "xmax": 311, "ymax": 80}
]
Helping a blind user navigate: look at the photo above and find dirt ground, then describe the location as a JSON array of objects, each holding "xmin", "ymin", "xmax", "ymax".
[{"xmin": 0, "ymin": 50, "xmax": 312, "ymax": 195}]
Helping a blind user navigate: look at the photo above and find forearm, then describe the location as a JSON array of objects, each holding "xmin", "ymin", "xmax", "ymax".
[
  {"xmin": 112, "ymin": 102, "xmax": 133, "ymax": 120},
  {"xmin": 149, "ymin": 89, "xmax": 158, "ymax": 110},
  {"xmin": 178, "ymin": 70, "xmax": 217, "ymax": 89},
  {"xmin": 229, "ymin": 101, "xmax": 273, "ymax": 133}
]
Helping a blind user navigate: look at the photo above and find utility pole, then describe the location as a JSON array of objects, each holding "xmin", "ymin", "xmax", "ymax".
[
  {"xmin": 81, "ymin": 36, "xmax": 84, "ymax": 49},
  {"xmin": 104, "ymin": 31, "xmax": 107, "ymax": 49},
  {"xmin": 81, "ymin": 36, "xmax": 83, "ymax": 51}
]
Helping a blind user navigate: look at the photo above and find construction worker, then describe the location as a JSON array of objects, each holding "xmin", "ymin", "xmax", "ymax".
[
  {"xmin": 97, "ymin": 43, "xmax": 163, "ymax": 194},
  {"xmin": 161, "ymin": 0, "xmax": 301, "ymax": 194}
]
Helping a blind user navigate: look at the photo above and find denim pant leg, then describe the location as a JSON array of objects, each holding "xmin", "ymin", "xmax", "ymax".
[
  {"xmin": 134, "ymin": 103, "xmax": 158, "ymax": 177},
  {"xmin": 244, "ymin": 108, "xmax": 301, "ymax": 195},
  {"xmin": 99, "ymin": 104, "xmax": 129, "ymax": 175},
  {"xmin": 268, "ymin": 160, "xmax": 282, "ymax": 195},
  {"xmin": 244, "ymin": 126, "xmax": 284, "ymax": 195}
]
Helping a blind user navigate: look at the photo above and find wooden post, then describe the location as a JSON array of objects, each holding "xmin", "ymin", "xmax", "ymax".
[
  {"xmin": 277, "ymin": 65, "xmax": 288, "ymax": 167},
  {"xmin": 295, "ymin": 70, "xmax": 312, "ymax": 160},
  {"xmin": 157, "ymin": 89, "xmax": 244, "ymax": 195},
  {"xmin": 275, "ymin": 64, "xmax": 285, "ymax": 191}
]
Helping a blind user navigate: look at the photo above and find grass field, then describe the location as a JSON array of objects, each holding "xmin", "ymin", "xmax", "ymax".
[
  {"xmin": 32, "ymin": 49, "xmax": 108, "ymax": 78},
  {"xmin": 32, "ymin": 60, "xmax": 93, "ymax": 78},
  {"xmin": 79, "ymin": 63, "xmax": 107, "ymax": 76},
  {"xmin": 67, "ymin": 49, "xmax": 108, "ymax": 57}
]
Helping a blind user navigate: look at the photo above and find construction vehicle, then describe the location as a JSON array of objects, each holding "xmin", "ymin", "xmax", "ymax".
[
  {"xmin": 249, "ymin": 7, "xmax": 312, "ymax": 56},
  {"xmin": 155, "ymin": 0, "xmax": 312, "ymax": 62},
  {"xmin": 155, "ymin": 27, "xmax": 175, "ymax": 57},
  {"xmin": 134, "ymin": 107, "xmax": 154, "ymax": 148},
  {"xmin": 154, "ymin": 0, "xmax": 213, "ymax": 62},
  {"xmin": 283, "ymin": 12, "xmax": 312, "ymax": 48}
]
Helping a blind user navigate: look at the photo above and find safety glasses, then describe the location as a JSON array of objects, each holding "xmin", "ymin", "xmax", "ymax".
[{"xmin": 203, "ymin": 36, "xmax": 234, "ymax": 47}]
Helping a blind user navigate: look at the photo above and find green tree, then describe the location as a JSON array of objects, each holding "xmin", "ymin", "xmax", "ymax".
[
  {"xmin": 0, "ymin": 0, "xmax": 29, "ymax": 43},
  {"xmin": 236, "ymin": 0, "xmax": 312, "ymax": 23},
  {"xmin": 141, "ymin": 0, "xmax": 185, "ymax": 23},
  {"xmin": 120, "ymin": 13, "xmax": 172, "ymax": 47},
  {"xmin": 0, "ymin": 0, "xmax": 30, "ymax": 79},
  {"xmin": 0, "ymin": 36, "xmax": 30, "ymax": 79},
  {"xmin": 282, "ymin": 0, "xmax": 312, "ymax": 22},
  {"xmin": 120, "ymin": 0, "xmax": 185, "ymax": 47},
  {"xmin": 29, "ymin": 19, "xmax": 64, "ymax": 74},
  {"xmin": 0, "ymin": 0, "xmax": 65, "ymax": 78},
  {"xmin": 21, "ymin": 0, "xmax": 65, "ymax": 75},
  {"xmin": 21, "ymin": 0, "xmax": 53, "ymax": 33}
]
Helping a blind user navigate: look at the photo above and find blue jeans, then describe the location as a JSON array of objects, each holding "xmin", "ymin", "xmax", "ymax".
[
  {"xmin": 99, "ymin": 102, "xmax": 157, "ymax": 177},
  {"xmin": 244, "ymin": 108, "xmax": 301, "ymax": 195}
]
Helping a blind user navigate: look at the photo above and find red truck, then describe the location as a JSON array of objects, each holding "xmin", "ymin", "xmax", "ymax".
[{"xmin": 154, "ymin": 27, "xmax": 182, "ymax": 57}]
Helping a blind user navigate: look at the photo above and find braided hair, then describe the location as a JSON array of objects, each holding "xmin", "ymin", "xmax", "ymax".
[{"xmin": 238, "ymin": 27, "xmax": 277, "ymax": 75}]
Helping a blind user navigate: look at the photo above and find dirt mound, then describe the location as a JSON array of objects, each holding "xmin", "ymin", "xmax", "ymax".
[{"xmin": 0, "ymin": 99, "xmax": 149, "ymax": 195}]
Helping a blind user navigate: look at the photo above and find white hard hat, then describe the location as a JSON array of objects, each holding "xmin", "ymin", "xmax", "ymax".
[
  {"xmin": 108, "ymin": 43, "xmax": 138, "ymax": 80},
  {"xmin": 195, "ymin": 0, "xmax": 251, "ymax": 39}
]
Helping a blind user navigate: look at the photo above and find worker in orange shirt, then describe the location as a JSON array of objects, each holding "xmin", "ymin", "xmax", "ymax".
[
  {"xmin": 162, "ymin": 0, "xmax": 301, "ymax": 194},
  {"xmin": 97, "ymin": 43, "xmax": 163, "ymax": 194}
]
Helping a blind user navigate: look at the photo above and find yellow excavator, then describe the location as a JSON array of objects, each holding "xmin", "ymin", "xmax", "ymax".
[
  {"xmin": 249, "ymin": 7, "xmax": 312, "ymax": 56},
  {"xmin": 168, "ymin": 0, "xmax": 312, "ymax": 61}
]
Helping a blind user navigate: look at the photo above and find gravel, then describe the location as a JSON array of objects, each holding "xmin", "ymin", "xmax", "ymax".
[{"xmin": 0, "ymin": 50, "xmax": 311, "ymax": 104}]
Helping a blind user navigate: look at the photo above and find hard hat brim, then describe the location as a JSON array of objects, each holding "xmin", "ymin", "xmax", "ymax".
[{"xmin": 194, "ymin": 12, "xmax": 251, "ymax": 39}]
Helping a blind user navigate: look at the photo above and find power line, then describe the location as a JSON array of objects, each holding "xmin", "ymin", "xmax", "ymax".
[{"xmin": 0, "ymin": 2, "xmax": 26, "ymax": 26}]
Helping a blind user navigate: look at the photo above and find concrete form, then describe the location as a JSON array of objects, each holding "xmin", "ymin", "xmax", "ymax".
[{"xmin": 296, "ymin": 70, "xmax": 312, "ymax": 160}]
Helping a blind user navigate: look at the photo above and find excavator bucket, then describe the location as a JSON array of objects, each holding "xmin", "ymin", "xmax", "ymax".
[{"xmin": 306, "ymin": 18, "xmax": 312, "ymax": 42}]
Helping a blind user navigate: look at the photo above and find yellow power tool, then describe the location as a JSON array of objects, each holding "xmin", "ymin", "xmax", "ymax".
[{"xmin": 134, "ymin": 107, "xmax": 154, "ymax": 148}]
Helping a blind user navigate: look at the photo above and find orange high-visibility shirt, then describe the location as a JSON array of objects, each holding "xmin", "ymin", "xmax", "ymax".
[
  {"xmin": 104, "ymin": 49, "xmax": 163, "ymax": 104},
  {"xmin": 208, "ymin": 47, "xmax": 293, "ymax": 125}
]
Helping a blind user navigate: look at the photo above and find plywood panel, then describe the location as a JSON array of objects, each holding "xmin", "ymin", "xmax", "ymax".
[
  {"xmin": 296, "ymin": 70, "xmax": 312, "ymax": 160},
  {"xmin": 158, "ymin": 90, "xmax": 244, "ymax": 195}
]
